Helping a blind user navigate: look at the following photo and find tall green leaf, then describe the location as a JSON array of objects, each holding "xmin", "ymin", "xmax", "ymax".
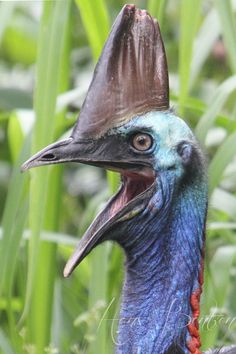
[
  {"xmin": 147, "ymin": 0, "xmax": 166, "ymax": 27},
  {"xmin": 195, "ymin": 75, "xmax": 236, "ymax": 143},
  {"xmin": 0, "ymin": 137, "xmax": 30, "ymax": 352},
  {"xmin": 201, "ymin": 246, "xmax": 236, "ymax": 349},
  {"xmin": 0, "ymin": 329, "xmax": 15, "ymax": 354},
  {"xmin": 215, "ymin": 0, "xmax": 236, "ymax": 74},
  {"xmin": 211, "ymin": 188, "xmax": 236, "ymax": 220},
  {"xmin": 190, "ymin": 9, "xmax": 220, "ymax": 87},
  {"xmin": 209, "ymin": 130, "xmax": 236, "ymax": 194},
  {"xmin": 75, "ymin": 0, "xmax": 109, "ymax": 60},
  {"xmin": 178, "ymin": 0, "xmax": 201, "ymax": 115},
  {"xmin": 22, "ymin": 2, "xmax": 71, "ymax": 353},
  {"xmin": 0, "ymin": 1, "xmax": 15, "ymax": 45}
]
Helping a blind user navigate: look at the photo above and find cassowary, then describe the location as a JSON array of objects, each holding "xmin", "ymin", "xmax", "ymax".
[{"xmin": 22, "ymin": 5, "xmax": 236, "ymax": 354}]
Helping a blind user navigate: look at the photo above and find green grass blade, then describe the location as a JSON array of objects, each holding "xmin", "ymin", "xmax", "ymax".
[
  {"xmin": 208, "ymin": 222, "xmax": 236, "ymax": 230},
  {"xmin": 75, "ymin": 0, "xmax": 109, "ymax": 60},
  {"xmin": 0, "ymin": 228, "xmax": 78, "ymax": 247},
  {"xmin": 0, "ymin": 329, "xmax": 15, "ymax": 354},
  {"xmin": 147, "ymin": 0, "xmax": 166, "ymax": 26},
  {"xmin": 88, "ymin": 244, "xmax": 109, "ymax": 354},
  {"xmin": 7, "ymin": 112, "xmax": 24, "ymax": 162},
  {"xmin": 22, "ymin": 2, "xmax": 71, "ymax": 353},
  {"xmin": 178, "ymin": 0, "xmax": 201, "ymax": 115},
  {"xmin": 107, "ymin": 171, "xmax": 120, "ymax": 194},
  {"xmin": 0, "ymin": 1, "xmax": 15, "ymax": 45},
  {"xmin": 190, "ymin": 9, "xmax": 220, "ymax": 87},
  {"xmin": 215, "ymin": 0, "xmax": 236, "ymax": 73},
  {"xmin": 201, "ymin": 246, "xmax": 236, "ymax": 349},
  {"xmin": 208, "ymin": 130, "xmax": 236, "ymax": 194},
  {"xmin": 211, "ymin": 188, "xmax": 236, "ymax": 220},
  {"xmin": 0, "ymin": 127, "xmax": 30, "ymax": 352},
  {"xmin": 27, "ymin": 2, "xmax": 72, "ymax": 349},
  {"xmin": 0, "ymin": 137, "xmax": 30, "ymax": 296},
  {"xmin": 195, "ymin": 75, "xmax": 236, "ymax": 143}
]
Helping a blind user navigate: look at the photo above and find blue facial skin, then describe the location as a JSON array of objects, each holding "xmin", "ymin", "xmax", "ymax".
[{"xmin": 107, "ymin": 112, "xmax": 208, "ymax": 354}]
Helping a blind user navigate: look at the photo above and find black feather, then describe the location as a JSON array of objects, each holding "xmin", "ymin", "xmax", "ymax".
[{"xmin": 165, "ymin": 343, "xmax": 185, "ymax": 354}]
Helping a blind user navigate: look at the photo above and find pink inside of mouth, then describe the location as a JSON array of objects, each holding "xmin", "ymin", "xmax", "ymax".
[{"xmin": 109, "ymin": 169, "xmax": 155, "ymax": 218}]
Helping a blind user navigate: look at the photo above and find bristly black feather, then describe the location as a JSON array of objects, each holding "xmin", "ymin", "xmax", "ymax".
[{"xmin": 165, "ymin": 343, "xmax": 185, "ymax": 354}]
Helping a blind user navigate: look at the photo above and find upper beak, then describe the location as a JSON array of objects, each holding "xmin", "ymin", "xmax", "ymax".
[
  {"xmin": 21, "ymin": 135, "xmax": 151, "ymax": 174},
  {"xmin": 21, "ymin": 137, "xmax": 108, "ymax": 172}
]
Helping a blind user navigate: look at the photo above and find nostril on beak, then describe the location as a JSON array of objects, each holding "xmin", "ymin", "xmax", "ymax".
[{"xmin": 41, "ymin": 153, "xmax": 56, "ymax": 160}]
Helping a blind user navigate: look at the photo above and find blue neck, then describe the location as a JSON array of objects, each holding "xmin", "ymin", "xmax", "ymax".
[{"xmin": 116, "ymin": 173, "xmax": 207, "ymax": 354}]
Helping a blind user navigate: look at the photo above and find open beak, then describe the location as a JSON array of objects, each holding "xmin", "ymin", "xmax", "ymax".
[{"xmin": 21, "ymin": 137, "xmax": 156, "ymax": 277}]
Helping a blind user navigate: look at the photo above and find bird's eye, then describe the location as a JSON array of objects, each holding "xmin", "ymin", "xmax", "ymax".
[{"xmin": 131, "ymin": 133, "xmax": 153, "ymax": 151}]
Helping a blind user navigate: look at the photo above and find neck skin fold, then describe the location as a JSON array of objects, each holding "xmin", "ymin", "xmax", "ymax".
[{"xmin": 115, "ymin": 173, "xmax": 207, "ymax": 354}]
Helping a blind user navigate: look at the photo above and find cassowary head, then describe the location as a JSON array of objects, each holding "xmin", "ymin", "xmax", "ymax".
[
  {"xmin": 21, "ymin": 5, "xmax": 213, "ymax": 354},
  {"xmin": 22, "ymin": 4, "xmax": 206, "ymax": 274}
]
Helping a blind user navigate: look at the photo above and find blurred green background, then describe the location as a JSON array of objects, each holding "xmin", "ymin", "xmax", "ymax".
[{"xmin": 0, "ymin": 0, "xmax": 236, "ymax": 353}]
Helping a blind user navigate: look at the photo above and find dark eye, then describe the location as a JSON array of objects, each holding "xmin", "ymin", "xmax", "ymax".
[{"xmin": 131, "ymin": 133, "xmax": 153, "ymax": 151}]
